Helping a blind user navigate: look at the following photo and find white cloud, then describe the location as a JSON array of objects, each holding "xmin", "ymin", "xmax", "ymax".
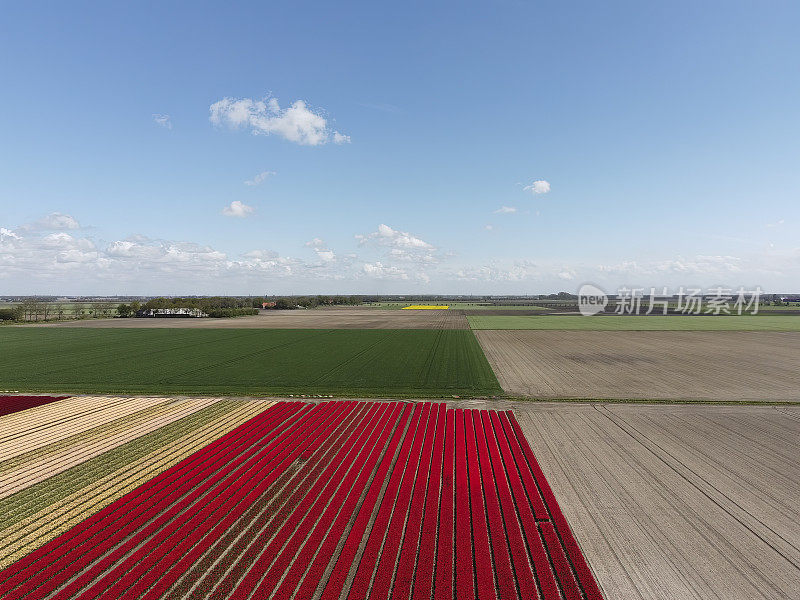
[
  {"xmin": 484, "ymin": 225, "xmax": 494, "ymax": 231},
  {"xmin": 210, "ymin": 96, "xmax": 349, "ymax": 146},
  {"xmin": 494, "ymin": 206, "xmax": 517, "ymax": 214},
  {"xmin": 524, "ymin": 180, "xmax": 551, "ymax": 194},
  {"xmin": 303, "ymin": 238, "xmax": 336, "ymax": 262},
  {"xmin": 765, "ymin": 219, "xmax": 785, "ymax": 228},
  {"xmin": 152, "ymin": 114, "xmax": 172, "ymax": 129},
  {"xmin": 356, "ymin": 224, "xmax": 433, "ymax": 250},
  {"xmin": 222, "ymin": 200, "xmax": 255, "ymax": 218},
  {"xmin": 362, "ymin": 261, "xmax": 409, "ymax": 280},
  {"xmin": 36, "ymin": 213, "xmax": 80, "ymax": 230},
  {"xmin": 5, "ymin": 213, "xmax": 798, "ymax": 295},
  {"xmin": 315, "ymin": 249, "xmax": 336, "ymax": 262},
  {"xmin": 244, "ymin": 170, "xmax": 276, "ymax": 186},
  {"xmin": 305, "ymin": 237, "xmax": 326, "ymax": 249}
]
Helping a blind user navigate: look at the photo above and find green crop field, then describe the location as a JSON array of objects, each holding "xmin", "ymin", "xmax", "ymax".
[
  {"xmin": 0, "ymin": 328, "xmax": 501, "ymax": 397},
  {"xmin": 467, "ymin": 314, "xmax": 800, "ymax": 331}
]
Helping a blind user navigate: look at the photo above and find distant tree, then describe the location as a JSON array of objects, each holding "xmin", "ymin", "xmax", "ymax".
[
  {"xmin": 275, "ymin": 298, "xmax": 294, "ymax": 310},
  {"xmin": 117, "ymin": 303, "xmax": 132, "ymax": 318}
]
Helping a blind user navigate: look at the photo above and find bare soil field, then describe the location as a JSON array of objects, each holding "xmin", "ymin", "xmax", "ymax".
[
  {"xmin": 506, "ymin": 402, "xmax": 800, "ymax": 600},
  {"xmin": 27, "ymin": 307, "xmax": 469, "ymax": 329},
  {"xmin": 476, "ymin": 330, "xmax": 800, "ymax": 401}
]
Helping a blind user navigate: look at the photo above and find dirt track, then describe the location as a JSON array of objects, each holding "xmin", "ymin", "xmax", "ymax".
[
  {"xmin": 476, "ymin": 330, "xmax": 800, "ymax": 401},
  {"xmin": 28, "ymin": 308, "xmax": 469, "ymax": 329},
  {"xmin": 508, "ymin": 402, "xmax": 800, "ymax": 600}
]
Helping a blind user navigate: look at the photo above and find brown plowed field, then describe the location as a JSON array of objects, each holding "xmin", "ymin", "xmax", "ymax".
[
  {"xmin": 29, "ymin": 308, "xmax": 469, "ymax": 329},
  {"xmin": 476, "ymin": 330, "xmax": 800, "ymax": 401},
  {"xmin": 510, "ymin": 402, "xmax": 800, "ymax": 600}
]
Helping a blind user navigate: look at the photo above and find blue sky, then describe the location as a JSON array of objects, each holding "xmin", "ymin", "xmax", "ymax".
[{"xmin": 1, "ymin": 1, "xmax": 798, "ymax": 295}]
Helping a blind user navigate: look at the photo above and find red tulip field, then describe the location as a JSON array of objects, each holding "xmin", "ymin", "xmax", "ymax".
[{"xmin": 0, "ymin": 400, "xmax": 602, "ymax": 599}]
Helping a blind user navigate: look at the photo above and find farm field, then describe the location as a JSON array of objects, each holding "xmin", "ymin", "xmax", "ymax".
[
  {"xmin": 507, "ymin": 401, "xmax": 800, "ymax": 600},
  {"xmin": 0, "ymin": 399, "xmax": 603, "ymax": 600},
  {"xmin": 468, "ymin": 314, "xmax": 800, "ymax": 330},
  {"xmin": 0, "ymin": 328, "xmax": 501, "ymax": 397},
  {"xmin": 0, "ymin": 395, "xmax": 68, "ymax": 417},
  {"xmin": 0, "ymin": 396, "xmax": 274, "ymax": 568},
  {"xmin": 475, "ymin": 330, "xmax": 800, "ymax": 401},
  {"xmin": 366, "ymin": 301, "xmax": 548, "ymax": 311},
  {"xmin": 29, "ymin": 307, "xmax": 470, "ymax": 329}
]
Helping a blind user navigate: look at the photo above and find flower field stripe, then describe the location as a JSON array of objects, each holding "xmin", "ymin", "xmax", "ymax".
[
  {"xmin": 391, "ymin": 402, "xmax": 442, "ymax": 600},
  {"xmin": 506, "ymin": 411, "xmax": 604, "ymax": 600},
  {"xmin": 0, "ymin": 397, "xmax": 161, "ymax": 463},
  {"xmin": 496, "ymin": 413, "xmax": 549, "ymax": 520},
  {"xmin": 186, "ymin": 402, "xmax": 370, "ymax": 600},
  {"xmin": 0, "ymin": 397, "xmax": 195, "ymax": 477},
  {"xmin": 66, "ymin": 401, "xmax": 330, "ymax": 600},
  {"xmin": 0, "ymin": 400, "xmax": 271, "ymax": 570},
  {"xmin": 540, "ymin": 522, "xmax": 583, "ymax": 600},
  {"xmin": 480, "ymin": 410, "xmax": 537, "ymax": 600},
  {"xmin": 0, "ymin": 395, "xmax": 69, "ymax": 418},
  {"xmin": 0, "ymin": 400, "xmax": 242, "ymax": 536},
  {"xmin": 493, "ymin": 411, "xmax": 561, "ymax": 599},
  {"xmin": 0, "ymin": 400, "xmax": 277, "ymax": 596},
  {"xmin": 287, "ymin": 403, "xmax": 406, "ymax": 599},
  {"xmin": 0, "ymin": 396, "xmax": 165, "ymax": 451},
  {"xmin": 433, "ymin": 406, "xmax": 455, "ymax": 600},
  {"xmin": 368, "ymin": 402, "xmax": 434, "ymax": 599},
  {"xmin": 0, "ymin": 402, "xmax": 301, "ymax": 600},
  {"xmin": 341, "ymin": 403, "xmax": 424, "ymax": 600},
  {"xmin": 465, "ymin": 408, "xmax": 498, "ymax": 600},
  {"xmin": 167, "ymin": 401, "xmax": 367, "ymax": 600},
  {"xmin": 0, "ymin": 397, "xmax": 219, "ymax": 499},
  {"xmin": 412, "ymin": 402, "xmax": 446, "ymax": 600},
  {"xmin": 132, "ymin": 401, "xmax": 359, "ymax": 600},
  {"xmin": 0, "ymin": 403, "xmax": 297, "ymax": 600},
  {"xmin": 318, "ymin": 403, "xmax": 413, "ymax": 600},
  {"xmin": 106, "ymin": 401, "xmax": 353, "ymax": 600},
  {"xmin": 37, "ymin": 401, "xmax": 303, "ymax": 600},
  {"xmin": 273, "ymin": 402, "xmax": 403, "ymax": 599},
  {"xmin": 353, "ymin": 403, "xmax": 433, "ymax": 600},
  {"xmin": 473, "ymin": 410, "xmax": 519, "ymax": 600},
  {"xmin": 233, "ymin": 402, "xmax": 388, "ymax": 600},
  {"xmin": 453, "ymin": 407, "xmax": 475, "ymax": 600},
  {"xmin": 0, "ymin": 396, "xmax": 95, "ymax": 440},
  {"xmin": 0, "ymin": 396, "xmax": 170, "ymax": 460},
  {"xmin": 203, "ymin": 402, "xmax": 376, "ymax": 600}
]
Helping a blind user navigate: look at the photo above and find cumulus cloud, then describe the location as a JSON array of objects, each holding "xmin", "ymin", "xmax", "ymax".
[
  {"xmin": 355, "ymin": 223, "xmax": 438, "ymax": 268},
  {"xmin": 597, "ymin": 255, "xmax": 744, "ymax": 276},
  {"xmin": 222, "ymin": 201, "xmax": 255, "ymax": 218},
  {"xmin": 524, "ymin": 180, "xmax": 551, "ymax": 194},
  {"xmin": 152, "ymin": 114, "xmax": 172, "ymax": 129},
  {"xmin": 362, "ymin": 261, "xmax": 409, "ymax": 280},
  {"xmin": 305, "ymin": 237, "xmax": 326, "ymax": 249},
  {"xmin": 1, "ymin": 227, "xmax": 20, "ymax": 239},
  {"xmin": 494, "ymin": 206, "xmax": 517, "ymax": 214},
  {"xmin": 304, "ymin": 238, "xmax": 336, "ymax": 262},
  {"xmin": 244, "ymin": 170, "xmax": 276, "ymax": 186},
  {"xmin": 35, "ymin": 213, "xmax": 80, "ymax": 230},
  {"xmin": 209, "ymin": 96, "xmax": 349, "ymax": 146},
  {"xmin": 356, "ymin": 224, "xmax": 433, "ymax": 250}
]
